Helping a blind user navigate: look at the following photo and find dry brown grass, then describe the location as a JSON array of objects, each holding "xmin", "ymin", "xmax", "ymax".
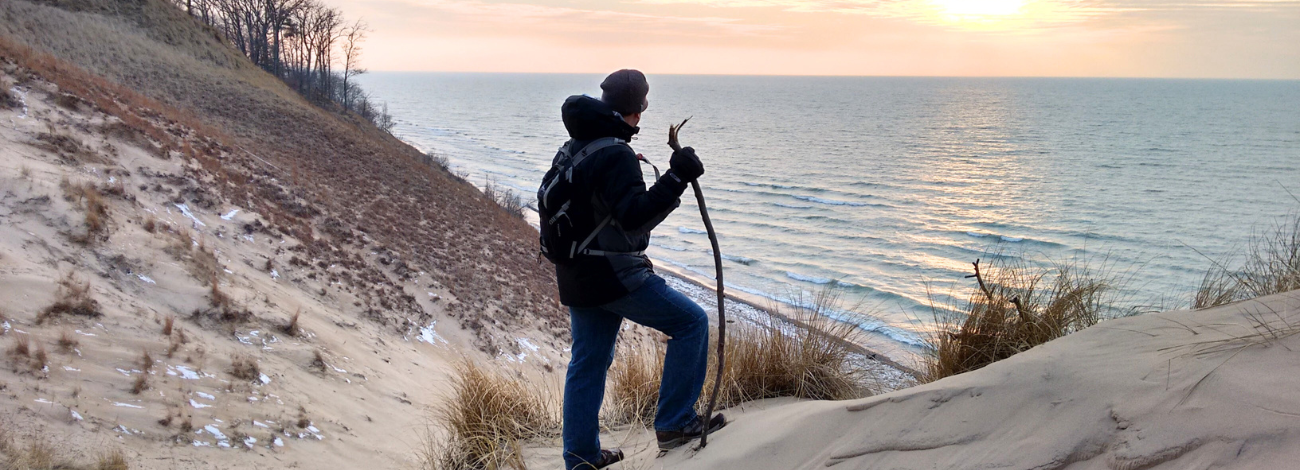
[
  {"xmin": 605, "ymin": 288, "xmax": 869, "ymax": 426},
  {"xmin": 130, "ymin": 373, "xmax": 149, "ymax": 395},
  {"xmin": 139, "ymin": 349, "xmax": 154, "ymax": 372},
  {"xmin": 35, "ymin": 131, "xmax": 105, "ymax": 165},
  {"xmin": 282, "ymin": 309, "xmax": 301, "ymax": 337},
  {"xmin": 229, "ymin": 354, "xmax": 260, "ymax": 382},
  {"xmin": 922, "ymin": 257, "xmax": 1122, "ymax": 382},
  {"xmin": 60, "ymin": 180, "xmax": 109, "ymax": 244},
  {"xmin": 2, "ymin": 439, "xmax": 59, "ymax": 470},
  {"xmin": 161, "ymin": 315, "xmax": 174, "ymax": 336},
  {"xmin": 0, "ymin": 87, "xmax": 19, "ymax": 109},
  {"xmin": 419, "ymin": 361, "xmax": 558, "ymax": 470},
  {"xmin": 8, "ymin": 336, "xmax": 30, "ymax": 358},
  {"xmin": 1194, "ymin": 210, "xmax": 1300, "ymax": 309},
  {"xmin": 141, "ymin": 216, "xmax": 156, "ymax": 234},
  {"xmin": 37, "ymin": 272, "xmax": 101, "ymax": 323},
  {"xmin": 604, "ymin": 343, "xmax": 664, "ymax": 427},
  {"xmin": 95, "ymin": 449, "xmax": 128, "ymax": 470},
  {"xmin": 56, "ymin": 329, "xmax": 78, "ymax": 353}
]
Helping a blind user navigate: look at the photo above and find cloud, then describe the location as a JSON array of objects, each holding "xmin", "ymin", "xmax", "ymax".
[{"xmin": 357, "ymin": 0, "xmax": 781, "ymax": 38}]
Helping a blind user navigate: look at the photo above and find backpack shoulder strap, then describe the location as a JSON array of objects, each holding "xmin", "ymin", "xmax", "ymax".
[{"xmin": 570, "ymin": 137, "xmax": 628, "ymax": 168}]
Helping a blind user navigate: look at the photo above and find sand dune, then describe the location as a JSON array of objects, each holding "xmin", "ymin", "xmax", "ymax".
[{"xmin": 645, "ymin": 291, "xmax": 1300, "ymax": 470}]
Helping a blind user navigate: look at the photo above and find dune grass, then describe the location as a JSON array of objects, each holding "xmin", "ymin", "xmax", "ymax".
[
  {"xmin": 37, "ymin": 272, "xmax": 101, "ymax": 324},
  {"xmin": 604, "ymin": 288, "xmax": 872, "ymax": 427},
  {"xmin": 922, "ymin": 257, "xmax": 1127, "ymax": 382},
  {"xmin": 1194, "ymin": 210, "xmax": 1300, "ymax": 309},
  {"xmin": 420, "ymin": 361, "xmax": 558, "ymax": 470}
]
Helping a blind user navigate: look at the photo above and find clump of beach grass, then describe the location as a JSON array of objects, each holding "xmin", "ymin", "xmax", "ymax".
[
  {"xmin": 229, "ymin": 354, "xmax": 260, "ymax": 382},
  {"xmin": 605, "ymin": 287, "xmax": 871, "ymax": 426},
  {"xmin": 922, "ymin": 256, "xmax": 1127, "ymax": 382},
  {"xmin": 419, "ymin": 360, "xmax": 558, "ymax": 470},
  {"xmin": 1194, "ymin": 210, "xmax": 1300, "ymax": 309},
  {"xmin": 37, "ymin": 272, "xmax": 101, "ymax": 323}
]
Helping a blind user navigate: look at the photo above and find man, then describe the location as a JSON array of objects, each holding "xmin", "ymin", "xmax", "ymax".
[{"xmin": 554, "ymin": 69, "xmax": 725, "ymax": 470}]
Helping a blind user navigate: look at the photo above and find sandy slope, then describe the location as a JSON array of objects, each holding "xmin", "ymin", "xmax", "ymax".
[
  {"xmin": 0, "ymin": 63, "xmax": 570, "ymax": 468},
  {"xmin": 633, "ymin": 290, "xmax": 1299, "ymax": 470}
]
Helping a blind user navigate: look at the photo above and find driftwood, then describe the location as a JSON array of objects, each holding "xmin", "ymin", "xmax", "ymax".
[
  {"xmin": 667, "ymin": 118, "xmax": 726, "ymax": 449},
  {"xmin": 966, "ymin": 258, "xmax": 1032, "ymax": 323}
]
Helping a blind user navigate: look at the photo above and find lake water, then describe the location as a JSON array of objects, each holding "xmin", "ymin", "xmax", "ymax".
[{"xmin": 356, "ymin": 73, "xmax": 1300, "ymax": 355}]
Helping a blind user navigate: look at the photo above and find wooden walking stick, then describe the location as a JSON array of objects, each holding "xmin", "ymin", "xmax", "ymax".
[{"xmin": 667, "ymin": 118, "xmax": 726, "ymax": 449}]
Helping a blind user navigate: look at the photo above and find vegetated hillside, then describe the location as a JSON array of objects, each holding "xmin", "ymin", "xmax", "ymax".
[{"xmin": 0, "ymin": 0, "xmax": 566, "ymax": 354}]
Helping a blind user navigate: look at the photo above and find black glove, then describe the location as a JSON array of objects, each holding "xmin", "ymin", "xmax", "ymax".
[{"xmin": 670, "ymin": 146, "xmax": 705, "ymax": 183}]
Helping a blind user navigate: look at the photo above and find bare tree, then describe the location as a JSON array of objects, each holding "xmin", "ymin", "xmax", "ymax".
[{"xmin": 341, "ymin": 19, "xmax": 368, "ymax": 111}]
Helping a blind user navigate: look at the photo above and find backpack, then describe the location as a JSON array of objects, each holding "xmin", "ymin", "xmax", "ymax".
[{"xmin": 537, "ymin": 137, "xmax": 637, "ymax": 265}]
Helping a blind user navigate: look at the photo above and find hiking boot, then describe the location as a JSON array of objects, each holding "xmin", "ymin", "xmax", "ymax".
[
  {"xmin": 656, "ymin": 414, "xmax": 727, "ymax": 450},
  {"xmin": 589, "ymin": 448, "xmax": 624, "ymax": 469}
]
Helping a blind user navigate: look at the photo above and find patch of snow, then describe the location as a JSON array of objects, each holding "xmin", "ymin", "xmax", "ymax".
[
  {"xmin": 196, "ymin": 392, "xmax": 215, "ymax": 400},
  {"xmin": 270, "ymin": 269, "xmax": 279, "ymax": 279},
  {"xmin": 137, "ymin": 274, "xmax": 156, "ymax": 284},
  {"xmin": 416, "ymin": 321, "xmax": 446, "ymax": 345},
  {"xmin": 116, "ymin": 368, "xmax": 133, "ymax": 376},
  {"xmin": 221, "ymin": 209, "xmax": 240, "ymax": 220},
  {"xmin": 517, "ymin": 337, "xmax": 540, "ymax": 352},
  {"xmin": 113, "ymin": 402, "xmax": 144, "ymax": 409},
  {"xmin": 253, "ymin": 420, "xmax": 268, "ymax": 428},
  {"xmin": 174, "ymin": 203, "xmax": 206, "ymax": 227},
  {"xmin": 203, "ymin": 425, "xmax": 226, "ymax": 440},
  {"xmin": 189, "ymin": 399, "xmax": 211, "ymax": 409},
  {"xmin": 168, "ymin": 364, "xmax": 201, "ymax": 380},
  {"xmin": 243, "ymin": 436, "xmax": 257, "ymax": 448},
  {"xmin": 34, "ymin": 398, "xmax": 53, "ymax": 404},
  {"xmin": 71, "ymin": 410, "xmax": 83, "ymax": 421},
  {"xmin": 273, "ymin": 437, "xmax": 284, "ymax": 447},
  {"xmin": 75, "ymin": 329, "xmax": 96, "ymax": 337},
  {"xmin": 259, "ymin": 373, "xmax": 271, "ymax": 385},
  {"xmin": 1, "ymin": 321, "xmax": 9, "ymax": 333},
  {"xmin": 193, "ymin": 440, "xmax": 210, "ymax": 447}
]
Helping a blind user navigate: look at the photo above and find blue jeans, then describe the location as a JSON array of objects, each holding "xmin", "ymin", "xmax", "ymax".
[{"xmin": 562, "ymin": 274, "xmax": 710, "ymax": 470}]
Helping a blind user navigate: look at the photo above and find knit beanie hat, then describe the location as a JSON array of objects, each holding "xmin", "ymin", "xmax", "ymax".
[{"xmin": 600, "ymin": 69, "xmax": 649, "ymax": 116}]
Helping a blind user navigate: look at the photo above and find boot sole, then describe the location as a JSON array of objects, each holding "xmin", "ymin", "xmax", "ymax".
[{"xmin": 656, "ymin": 420, "xmax": 727, "ymax": 451}]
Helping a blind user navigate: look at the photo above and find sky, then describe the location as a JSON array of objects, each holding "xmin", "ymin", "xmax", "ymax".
[{"xmin": 324, "ymin": 0, "xmax": 1300, "ymax": 78}]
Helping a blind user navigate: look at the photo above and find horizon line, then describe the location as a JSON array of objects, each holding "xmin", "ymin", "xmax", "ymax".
[{"xmin": 363, "ymin": 70, "xmax": 1300, "ymax": 81}]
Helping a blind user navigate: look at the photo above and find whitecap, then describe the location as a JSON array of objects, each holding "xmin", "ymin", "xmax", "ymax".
[
  {"xmin": 786, "ymin": 272, "xmax": 832, "ymax": 284},
  {"xmin": 678, "ymin": 227, "xmax": 707, "ymax": 234},
  {"xmin": 791, "ymin": 195, "xmax": 867, "ymax": 207}
]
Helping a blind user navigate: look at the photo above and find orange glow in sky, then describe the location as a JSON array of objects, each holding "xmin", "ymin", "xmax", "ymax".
[{"xmin": 324, "ymin": 0, "xmax": 1299, "ymax": 78}]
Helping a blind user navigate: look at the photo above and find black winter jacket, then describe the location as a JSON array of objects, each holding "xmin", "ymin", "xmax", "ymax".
[{"xmin": 553, "ymin": 95, "xmax": 690, "ymax": 307}]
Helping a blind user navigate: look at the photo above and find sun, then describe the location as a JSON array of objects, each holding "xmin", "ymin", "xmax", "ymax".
[{"xmin": 929, "ymin": 0, "xmax": 1028, "ymax": 20}]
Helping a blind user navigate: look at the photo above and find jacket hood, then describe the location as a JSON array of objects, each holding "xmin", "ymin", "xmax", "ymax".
[{"xmin": 562, "ymin": 95, "xmax": 639, "ymax": 142}]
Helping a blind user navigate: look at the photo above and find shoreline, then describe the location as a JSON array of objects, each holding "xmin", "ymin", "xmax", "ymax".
[{"xmin": 653, "ymin": 263, "xmax": 921, "ymax": 382}]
